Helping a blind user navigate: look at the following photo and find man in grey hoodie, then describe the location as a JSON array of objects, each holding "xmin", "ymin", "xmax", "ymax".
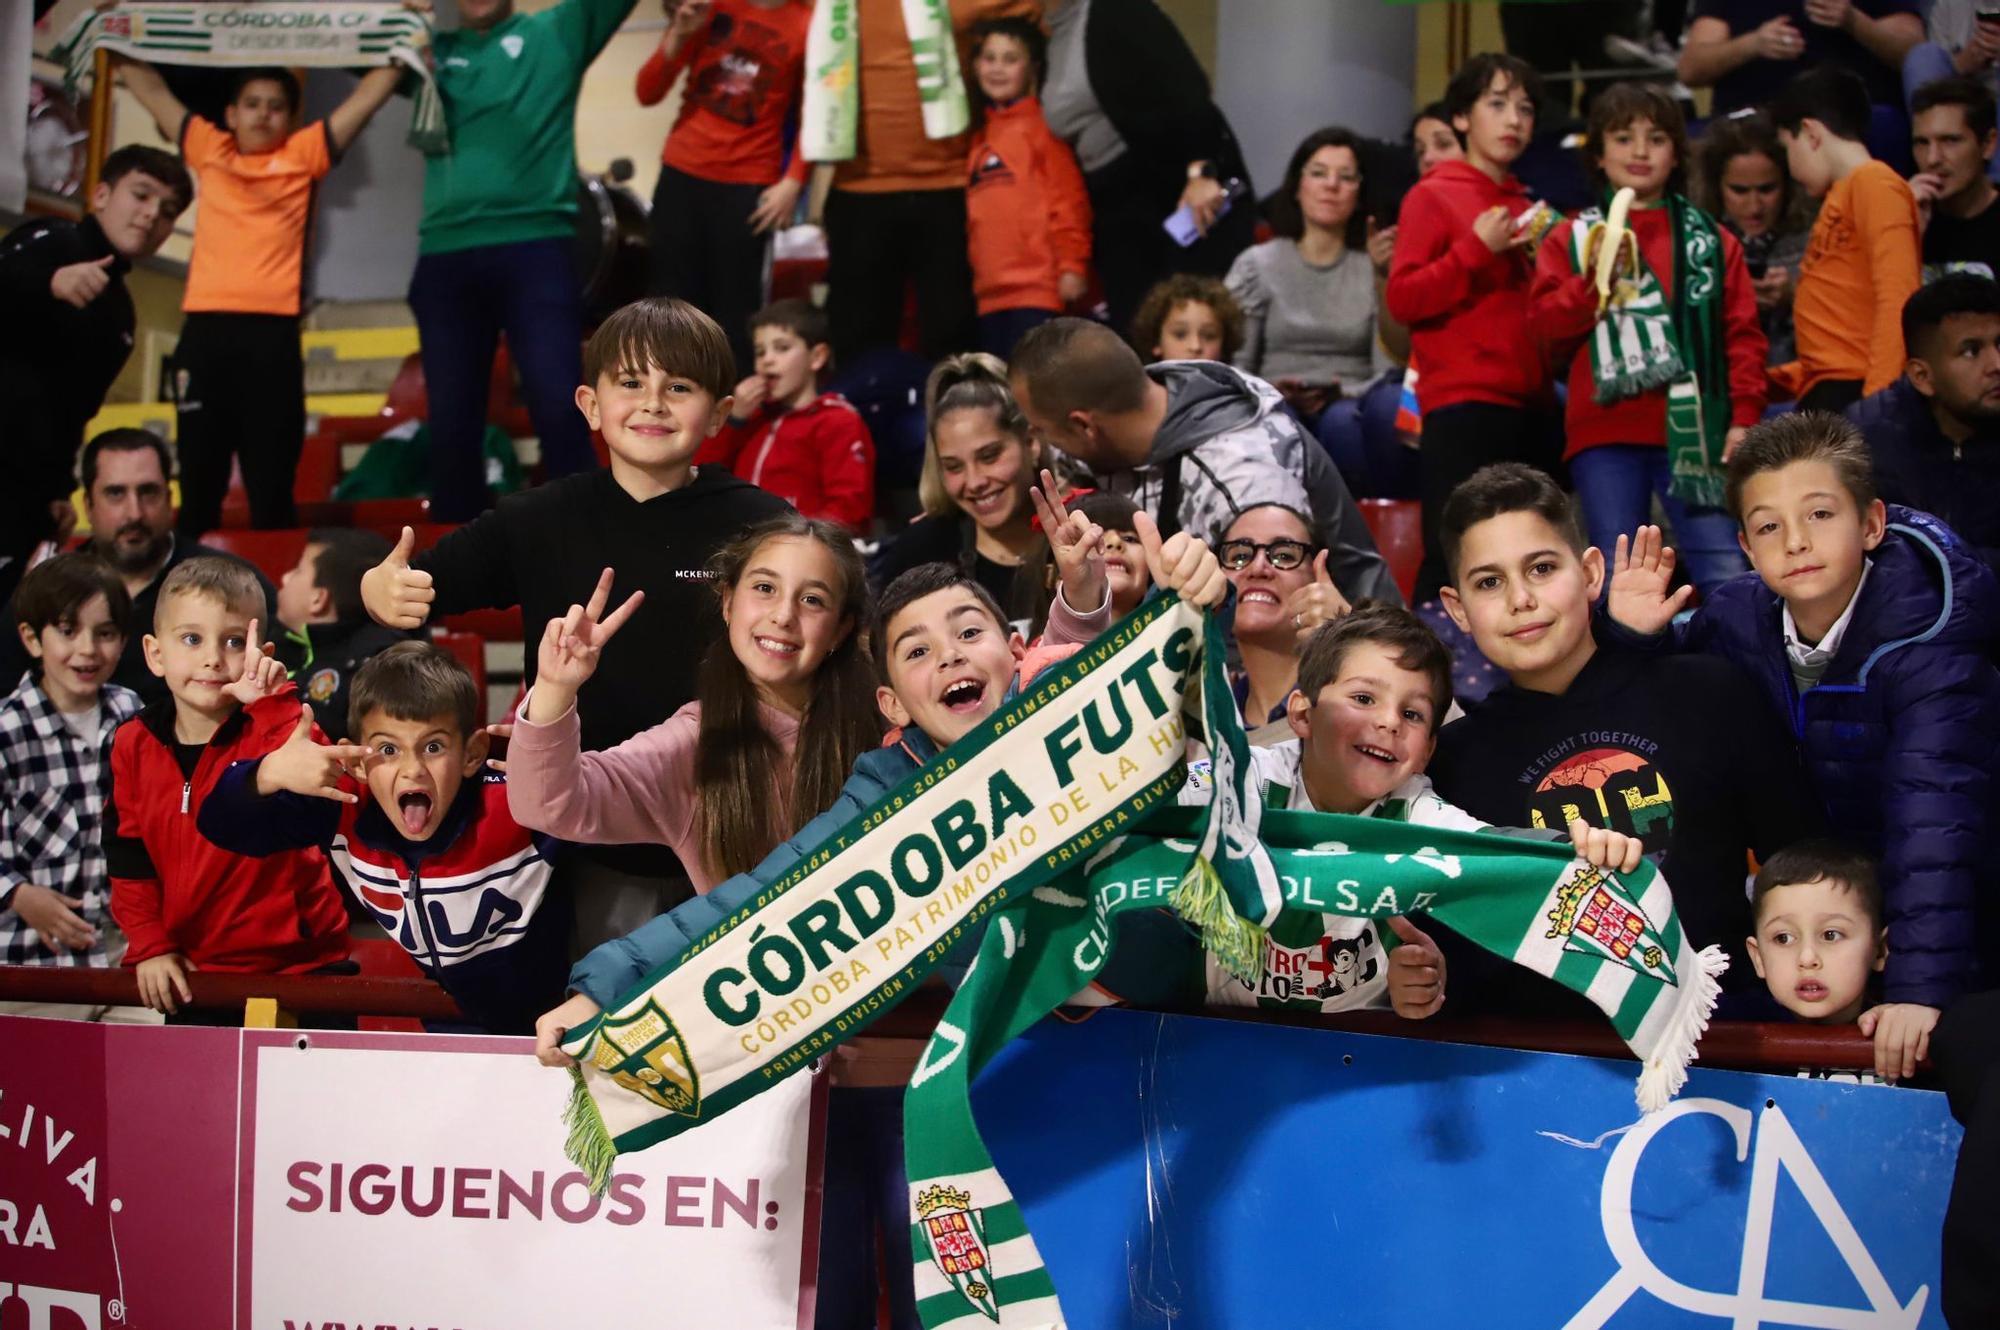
[{"xmin": 1010, "ymin": 317, "xmax": 1401, "ymax": 605}]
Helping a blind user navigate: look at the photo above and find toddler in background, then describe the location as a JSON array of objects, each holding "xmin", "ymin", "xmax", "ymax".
[
  {"xmin": 965, "ymin": 17, "xmax": 1093, "ymax": 358},
  {"xmin": 1130, "ymin": 273, "xmax": 1244, "ymax": 363}
]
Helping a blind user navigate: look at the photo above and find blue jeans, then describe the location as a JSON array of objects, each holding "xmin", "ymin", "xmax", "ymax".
[
  {"xmin": 408, "ymin": 237, "xmax": 599, "ymax": 521},
  {"xmin": 977, "ymin": 307, "xmax": 1056, "ymax": 358},
  {"xmin": 1570, "ymin": 444, "xmax": 1746, "ymax": 598},
  {"xmin": 1906, "ymin": 43, "xmax": 2000, "ymax": 181},
  {"xmin": 1312, "ymin": 373, "xmax": 1420, "ymax": 500},
  {"xmin": 813, "ymin": 1086, "xmax": 920, "ymax": 1329}
]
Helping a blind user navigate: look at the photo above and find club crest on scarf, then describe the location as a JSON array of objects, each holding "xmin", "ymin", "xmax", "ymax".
[
  {"xmin": 590, "ymin": 999, "xmax": 701, "ymax": 1117},
  {"xmin": 917, "ymin": 1184, "xmax": 999, "ymax": 1321},
  {"xmin": 1547, "ymin": 865, "xmax": 1674, "ymax": 982}
]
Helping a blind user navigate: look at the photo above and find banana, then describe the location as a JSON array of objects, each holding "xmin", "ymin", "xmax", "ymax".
[{"xmin": 1595, "ymin": 186, "xmax": 1636, "ymax": 314}]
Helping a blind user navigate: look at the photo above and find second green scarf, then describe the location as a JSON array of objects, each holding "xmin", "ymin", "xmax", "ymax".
[{"xmin": 1573, "ymin": 193, "xmax": 1732, "ymax": 508}]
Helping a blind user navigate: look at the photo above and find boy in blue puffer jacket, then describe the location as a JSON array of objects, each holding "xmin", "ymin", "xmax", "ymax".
[{"xmin": 1608, "ymin": 411, "xmax": 2000, "ymax": 1061}]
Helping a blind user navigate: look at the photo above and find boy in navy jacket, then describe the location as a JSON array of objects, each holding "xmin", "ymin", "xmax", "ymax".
[
  {"xmin": 1609, "ymin": 412, "xmax": 2000, "ymax": 1036},
  {"xmin": 200, "ymin": 641, "xmax": 567, "ymax": 1034}
]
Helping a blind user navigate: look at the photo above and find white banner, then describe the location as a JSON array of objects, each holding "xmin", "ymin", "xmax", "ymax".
[{"xmin": 246, "ymin": 1035, "xmax": 818, "ymax": 1330}]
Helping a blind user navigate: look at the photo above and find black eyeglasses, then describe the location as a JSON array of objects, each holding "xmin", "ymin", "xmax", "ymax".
[{"xmin": 1219, "ymin": 538, "xmax": 1313, "ymax": 572}]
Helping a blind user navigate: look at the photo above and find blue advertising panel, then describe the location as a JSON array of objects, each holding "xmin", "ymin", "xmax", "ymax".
[{"xmin": 971, "ymin": 1009, "xmax": 1962, "ymax": 1328}]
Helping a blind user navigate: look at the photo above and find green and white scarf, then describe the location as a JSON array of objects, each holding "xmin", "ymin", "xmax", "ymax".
[
  {"xmin": 801, "ymin": 0, "xmax": 968, "ymax": 162},
  {"xmin": 53, "ymin": 3, "xmax": 448, "ymax": 156},
  {"xmin": 1571, "ymin": 193, "xmax": 1733, "ymax": 508},
  {"xmin": 560, "ymin": 596, "xmax": 1725, "ymax": 1328}
]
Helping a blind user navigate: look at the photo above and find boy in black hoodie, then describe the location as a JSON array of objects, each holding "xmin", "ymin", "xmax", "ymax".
[
  {"xmin": 358, "ymin": 298, "xmax": 791, "ymax": 950},
  {"xmin": 1425, "ymin": 462, "xmax": 1824, "ymax": 1015},
  {"xmin": 274, "ymin": 528, "xmax": 411, "ymax": 739}
]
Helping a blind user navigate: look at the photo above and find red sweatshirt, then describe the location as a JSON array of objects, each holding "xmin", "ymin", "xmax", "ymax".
[
  {"xmin": 966, "ymin": 97, "xmax": 1092, "ymax": 316},
  {"xmin": 1529, "ymin": 202, "xmax": 1768, "ymax": 460},
  {"xmin": 695, "ymin": 391, "xmax": 876, "ymax": 533},
  {"xmin": 1384, "ymin": 159, "xmax": 1549, "ymax": 412},
  {"xmin": 635, "ymin": 0, "xmax": 811, "ymax": 188},
  {"xmin": 106, "ymin": 690, "xmax": 349, "ymax": 973}
]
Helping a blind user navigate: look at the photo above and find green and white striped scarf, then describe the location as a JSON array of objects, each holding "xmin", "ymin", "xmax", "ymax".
[
  {"xmin": 560, "ymin": 595, "xmax": 1724, "ymax": 1328},
  {"xmin": 52, "ymin": 3, "xmax": 448, "ymax": 156},
  {"xmin": 1571, "ymin": 193, "xmax": 1732, "ymax": 508},
  {"xmin": 801, "ymin": 0, "xmax": 968, "ymax": 162}
]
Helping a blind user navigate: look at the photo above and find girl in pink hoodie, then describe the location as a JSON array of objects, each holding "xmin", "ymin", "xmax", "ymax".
[{"xmin": 505, "ymin": 515, "xmax": 880, "ymax": 893}]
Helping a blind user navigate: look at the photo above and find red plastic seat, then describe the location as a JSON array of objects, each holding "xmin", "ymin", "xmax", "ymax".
[
  {"xmin": 431, "ymin": 627, "xmax": 486, "ymax": 698},
  {"xmin": 1357, "ymin": 499, "xmax": 1423, "ymax": 604},
  {"xmin": 199, "ymin": 527, "xmax": 309, "ymax": 585},
  {"xmin": 441, "ymin": 606, "xmax": 524, "ymax": 642}
]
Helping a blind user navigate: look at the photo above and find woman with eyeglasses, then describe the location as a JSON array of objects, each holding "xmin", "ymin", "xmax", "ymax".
[
  {"xmin": 1220, "ymin": 504, "xmax": 1350, "ymax": 725},
  {"xmin": 1225, "ymin": 127, "xmax": 1412, "ymax": 500}
]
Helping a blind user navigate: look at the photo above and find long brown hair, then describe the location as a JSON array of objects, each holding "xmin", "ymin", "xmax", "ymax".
[{"xmin": 693, "ymin": 516, "xmax": 882, "ymax": 880}]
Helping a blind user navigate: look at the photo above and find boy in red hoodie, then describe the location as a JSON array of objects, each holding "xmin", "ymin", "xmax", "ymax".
[
  {"xmin": 106, "ymin": 558, "xmax": 349, "ymax": 1017},
  {"xmin": 1529, "ymin": 82, "xmax": 1767, "ymax": 598},
  {"xmin": 1386, "ymin": 52, "xmax": 1559, "ymax": 600},
  {"xmin": 698, "ymin": 299, "xmax": 876, "ymax": 534},
  {"xmin": 964, "ymin": 17, "xmax": 1092, "ymax": 358}
]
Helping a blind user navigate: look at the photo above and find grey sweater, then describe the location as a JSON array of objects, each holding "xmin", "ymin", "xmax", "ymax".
[{"xmin": 1226, "ymin": 239, "xmax": 1390, "ymax": 395}]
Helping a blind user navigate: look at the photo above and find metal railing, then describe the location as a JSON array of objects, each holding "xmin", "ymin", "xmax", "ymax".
[{"xmin": 0, "ymin": 964, "xmax": 1881, "ymax": 1072}]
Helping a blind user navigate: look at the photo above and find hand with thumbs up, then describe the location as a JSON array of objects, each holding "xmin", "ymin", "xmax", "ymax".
[
  {"xmin": 254, "ymin": 704, "xmax": 373, "ymax": 802},
  {"xmin": 1385, "ymin": 916, "xmax": 1446, "ymax": 1019},
  {"xmin": 1133, "ymin": 510, "xmax": 1228, "ymax": 609},
  {"xmin": 1287, "ymin": 549, "xmax": 1351, "ymax": 645},
  {"xmin": 361, "ymin": 526, "xmax": 437, "ymax": 629},
  {"xmin": 222, "ymin": 618, "xmax": 288, "ymax": 707},
  {"xmin": 51, "ymin": 255, "xmax": 116, "ymax": 308}
]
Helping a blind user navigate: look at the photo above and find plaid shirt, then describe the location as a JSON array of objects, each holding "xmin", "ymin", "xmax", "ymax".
[{"xmin": 0, "ymin": 675, "xmax": 141, "ymax": 966}]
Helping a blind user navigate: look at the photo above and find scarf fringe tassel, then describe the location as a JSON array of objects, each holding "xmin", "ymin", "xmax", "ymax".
[
  {"xmin": 1172, "ymin": 855, "xmax": 1266, "ymax": 984},
  {"xmin": 1592, "ymin": 356, "xmax": 1687, "ymax": 407},
  {"xmin": 1634, "ymin": 943, "xmax": 1729, "ymax": 1112},
  {"xmin": 563, "ymin": 1064, "xmax": 618, "ymax": 1193}
]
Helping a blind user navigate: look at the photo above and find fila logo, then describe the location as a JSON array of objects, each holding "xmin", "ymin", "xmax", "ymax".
[
  {"xmin": 500, "ymin": 33, "xmax": 523, "ymax": 57},
  {"xmin": 1564, "ymin": 1097, "xmax": 1929, "ymax": 1328}
]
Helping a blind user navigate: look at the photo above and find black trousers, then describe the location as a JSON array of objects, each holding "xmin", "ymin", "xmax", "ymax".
[
  {"xmin": 1415, "ymin": 400, "xmax": 1563, "ymax": 601},
  {"xmin": 173, "ymin": 311, "xmax": 304, "ymax": 539},
  {"xmin": 1498, "ymin": 0, "xmax": 1634, "ymax": 120},
  {"xmin": 1086, "ymin": 150, "xmax": 1253, "ymax": 339},
  {"xmin": 1935, "ymin": 990, "xmax": 2000, "ymax": 1328},
  {"xmin": 0, "ymin": 383, "xmax": 78, "ymax": 605},
  {"xmin": 823, "ymin": 187, "xmax": 976, "ymax": 366},
  {"xmin": 649, "ymin": 164, "xmax": 769, "ymax": 378},
  {"xmin": 1799, "ymin": 378, "xmax": 1865, "ymax": 415}
]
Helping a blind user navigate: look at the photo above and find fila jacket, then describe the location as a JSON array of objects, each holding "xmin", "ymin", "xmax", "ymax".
[{"xmin": 201, "ymin": 763, "xmax": 568, "ymax": 1035}]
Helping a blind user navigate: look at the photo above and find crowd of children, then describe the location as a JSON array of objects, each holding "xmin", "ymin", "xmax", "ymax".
[{"xmin": 14, "ymin": 10, "xmax": 2000, "ymax": 1321}]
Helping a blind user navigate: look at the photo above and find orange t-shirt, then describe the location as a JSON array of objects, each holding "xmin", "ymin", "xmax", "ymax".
[
  {"xmin": 831, "ymin": 0, "xmax": 1037, "ymax": 195},
  {"xmin": 1780, "ymin": 159, "xmax": 1922, "ymax": 400},
  {"xmin": 180, "ymin": 116, "xmax": 333, "ymax": 317}
]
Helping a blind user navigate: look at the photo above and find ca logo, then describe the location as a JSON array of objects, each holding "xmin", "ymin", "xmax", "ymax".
[{"xmin": 1564, "ymin": 1097, "xmax": 1929, "ymax": 1328}]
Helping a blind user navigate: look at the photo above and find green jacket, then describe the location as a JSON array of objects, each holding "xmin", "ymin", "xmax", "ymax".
[{"xmin": 421, "ymin": 0, "xmax": 635, "ymax": 255}]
